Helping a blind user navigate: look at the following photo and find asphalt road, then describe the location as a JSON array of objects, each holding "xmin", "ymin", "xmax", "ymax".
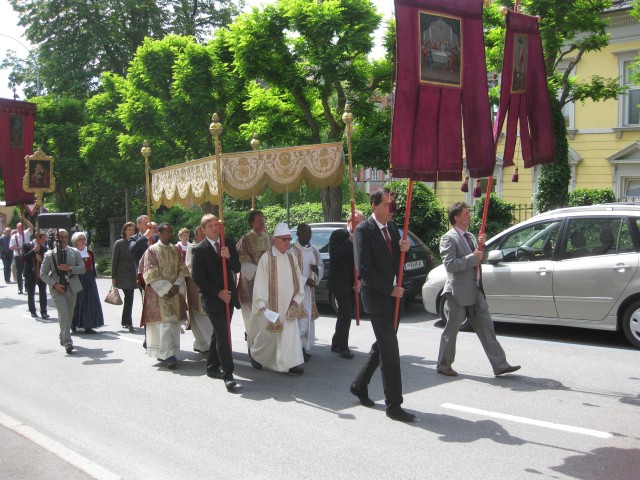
[{"xmin": 1, "ymin": 277, "xmax": 639, "ymax": 479}]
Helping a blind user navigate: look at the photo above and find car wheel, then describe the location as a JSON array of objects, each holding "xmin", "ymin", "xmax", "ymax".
[
  {"xmin": 622, "ymin": 300, "xmax": 640, "ymax": 349},
  {"xmin": 438, "ymin": 295, "xmax": 472, "ymax": 331}
]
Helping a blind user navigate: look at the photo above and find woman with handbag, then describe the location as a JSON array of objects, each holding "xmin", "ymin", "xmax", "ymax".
[
  {"xmin": 71, "ymin": 232, "xmax": 105, "ymax": 333},
  {"xmin": 111, "ymin": 222, "xmax": 138, "ymax": 332}
]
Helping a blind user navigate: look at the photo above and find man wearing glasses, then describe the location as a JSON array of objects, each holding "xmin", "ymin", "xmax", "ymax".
[{"xmin": 250, "ymin": 223, "xmax": 306, "ymax": 375}]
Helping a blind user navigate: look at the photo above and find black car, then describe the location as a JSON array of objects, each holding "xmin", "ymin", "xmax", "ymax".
[{"xmin": 290, "ymin": 222, "xmax": 434, "ymax": 313}]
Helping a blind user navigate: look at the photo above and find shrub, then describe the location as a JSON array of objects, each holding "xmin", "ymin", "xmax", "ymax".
[
  {"xmin": 470, "ymin": 193, "xmax": 516, "ymax": 240},
  {"xmin": 96, "ymin": 255, "xmax": 112, "ymax": 276},
  {"xmin": 567, "ymin": 188, "xmax": 616, "ymax": 207}
]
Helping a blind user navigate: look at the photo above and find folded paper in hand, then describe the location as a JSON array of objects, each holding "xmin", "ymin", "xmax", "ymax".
[{"xmin": 263, "ymin": 308, "xmax": 279, "ymax": 323}]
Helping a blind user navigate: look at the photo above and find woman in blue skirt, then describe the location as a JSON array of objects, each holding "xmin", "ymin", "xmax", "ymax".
[{"xmin": 71, "ymin": 231, "xmax": 104, "ymax": 334}]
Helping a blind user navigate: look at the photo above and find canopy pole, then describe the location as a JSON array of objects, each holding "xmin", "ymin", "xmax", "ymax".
[
  {"xmin": 209, "ymin": 114, "xmax": 232, "ymax": 345},
  {"xmin": 342, "ymin": 104, "xmax": 360, "ymax": 326},
  {"xmin": 141, "ymin": 140, "xmax": 154, "ymax": 245},
  {"xmin": 393, "ymin": 179, "xmax": 413, "ymax": 330}
]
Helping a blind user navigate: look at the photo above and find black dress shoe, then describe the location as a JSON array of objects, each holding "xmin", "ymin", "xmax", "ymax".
[
  {"xmin": 165, "ymin": 356, "xmax": 178, "ymax": 369},
  {"xmin": 224, "ymin": 377, "xmax": 237, "ymax": 391},
  {"xmin": 128, "ymin": 326, "xmax": 134, "ymax": 332},
  {"xmin": 248, "ymin": 350, "xmax": 262, "ymax": 369},
  {"xmin": 350, "ymin": 382, "xmax": 375, "ymax": 408},
  {"xmin": 65, "ymin": 345, "xmax": 74, "ymax": 354},
  {"xmin": 41, "ymin": 313, "xmax": 50, "ymax": 319},
  {"xmin": 207, "ymin": 367, "xmax": 224, "ymax": 379},
  {"xmin": 330, "ymin": 345, "xmax": 338, "ymax": 352},
  {"xmin": 288, "ymin": 366, "xmax": 304, "ymax": 375},
  {"xmin": 495, "ymin": 365, "xmax": 521, "ymax": 376},
  {"xmin": 337, "ymin": 348, "xmax": 354, "ymax": 359},
  {"xmin": 303, "ymin": 351, "xmax": 311, "ymax": 362},
  {"xmin": 30, "ymin": 312, "xmax": 37, "ymax": 318},
  {"xmin": 386, "ymin": 407, "xmax": 416, "ymax": 422},
  {"xmin": 84, "ymin": 328, "xmax": 97, "ymax": 334}
]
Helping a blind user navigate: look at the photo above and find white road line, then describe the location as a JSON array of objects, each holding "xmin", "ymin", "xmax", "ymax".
[
  {"xmin": 0, "ymin": 410, "xmax": 121, "ymax": 480},
  {"xmin": 441, "ymin": 403, "xmax": 613, "ymax": 439}
]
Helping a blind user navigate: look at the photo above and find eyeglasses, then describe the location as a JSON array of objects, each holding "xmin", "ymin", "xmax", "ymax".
[{"xmin": 275, "ymin": 236, "xmax": 292, "ymax": 242}]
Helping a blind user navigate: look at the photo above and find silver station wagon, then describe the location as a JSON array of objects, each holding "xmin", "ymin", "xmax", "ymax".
[{"xmin": 422, "ymin": 204, "xmax": 640, "ymax": 349}]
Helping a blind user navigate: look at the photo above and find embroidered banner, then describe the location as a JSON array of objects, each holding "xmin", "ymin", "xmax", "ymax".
[
  {"xmin": 151, "ymin": 142, "xmax": 344, "ymax": 208},
  {"xmin": 391, "ymin": 0, "xmax": 495, "ymax": 181},
  {"xmin": 493, "ymin": 11, "xmax": 555, "ymax": 168},
  {"xmin": 0, "ymin": 99, "xmax": 36, "ymax": 205}
]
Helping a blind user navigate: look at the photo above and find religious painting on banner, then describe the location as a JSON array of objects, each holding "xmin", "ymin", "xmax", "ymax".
[
  {"xmin": 493, "ymin": 10, "xmax": 555, "ymax": 168},
  {"xmin": 392, "ymin": 0, "xmax": 495, "ymax": 182},
  {"xmin": 0, "ymin": 99, "xmax": 36, "ymax": 206},
  {"xmin": 420, "ymin": 13, "xmax": 462, "ymax": 87}
]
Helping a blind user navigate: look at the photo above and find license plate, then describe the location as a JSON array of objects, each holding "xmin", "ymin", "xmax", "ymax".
[{"xmin": 404, "ymin": 260, "xmax": 424, "ymax": 271}]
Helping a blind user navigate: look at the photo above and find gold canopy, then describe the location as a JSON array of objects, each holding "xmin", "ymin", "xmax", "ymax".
[{"xmin": 151, "ymin": 142, "xmax": 345, "ymax": 208}]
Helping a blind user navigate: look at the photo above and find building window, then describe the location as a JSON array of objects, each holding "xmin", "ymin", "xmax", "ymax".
[
  {"xmin": 623, "ymin": 60, "xmax": 640, "ymax": 126},
  {"xmin": 607, "ymin": 141, "xmax": 640, "ymax": 201},
  {"xmin": 623, "ymin": 178, "xmax": 640, "ymax": 201}
]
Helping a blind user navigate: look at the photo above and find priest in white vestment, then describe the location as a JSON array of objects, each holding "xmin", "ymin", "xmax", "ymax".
[
  {"xmin": 292, "ymin": 223, "xmax": 324, "ymax": 361},
  {"xmin": 141, "ymin": 223, "xmax": 190, "ymax": 369},
  {"xmin": 250, "ymin": 223, "xmax": 306, "ymax": 374}
]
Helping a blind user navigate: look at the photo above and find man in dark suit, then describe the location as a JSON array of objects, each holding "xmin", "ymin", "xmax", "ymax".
[
  {"xmin": 327, "ymin": 210, "xmax": 364, "ymax": 359},
  {"xmin": 351, "ymin": 189, "xmax": 414, "ymax": 422},
  {"xmin": 23, "ymin": 232, "xmax": 49, "ymax": 319},
  {"xmin": 437, "ymin": 201, "xmax": 520, "ymax": 377},
  {"xmin": 129, "ymin": 215, "xmax": 160, "ymax": 267},
  {"xmin": 191, "ymin": 214, "xmax": 241, "ymax": 392}
]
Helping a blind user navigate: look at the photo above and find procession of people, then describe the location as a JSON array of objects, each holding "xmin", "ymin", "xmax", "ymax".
[{"xmin": 1, "ymin": 196, "xmax": 521, "ymax": 422}]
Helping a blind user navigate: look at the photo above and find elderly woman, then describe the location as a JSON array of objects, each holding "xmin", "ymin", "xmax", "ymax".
[
  {"xmin": 71, "ymin": 231, "xmax": 104, "ymax": 334},
  {"xmin": 112, "ymin": 221, "xmax": 138, "ymax": 332}
]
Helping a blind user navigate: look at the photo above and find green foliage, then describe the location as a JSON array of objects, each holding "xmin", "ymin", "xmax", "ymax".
[
  {"xmin": 96, "ymin": 255, "xmax": 112, "ymax": 277},
  {"xmin": 535, "ymin": 94, "xmax": 571, "ymax": 212},
  {"xmin": 385, "ymin": 180, "xmax": 445, "ymax": 252},
  {"xmin": 469, "ymin": 194, "xmax": 516, "ymax": 240},
  {"xmin": 567, "ymin": 188, "xmax": 617, "ymax": 206}
]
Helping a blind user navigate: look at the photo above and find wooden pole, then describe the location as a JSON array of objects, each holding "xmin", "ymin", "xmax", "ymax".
[
  {"xmin": 141, "ymin": 140, "xmax": 153, "ymax": 245},
  {"xmin": 342, "ymin": 104, "xmax": 360, "ymax": 326},
  {"xmin": 393, "ymin": 179, "xmax": 413, "ymax": 330},
  {"xmin": 250, "ymin": 133, "xmax": 260, "ymax": 210}
]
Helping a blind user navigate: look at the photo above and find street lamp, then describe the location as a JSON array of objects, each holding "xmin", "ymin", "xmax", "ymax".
[{"xmin": 0, "ymin": 33, "xmax": 41, "ymax": 97}]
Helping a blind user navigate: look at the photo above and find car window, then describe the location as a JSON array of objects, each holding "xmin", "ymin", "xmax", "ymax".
[
  {"xmin": 496, "ymin": 220, "xmax": 561, "ymax": 262},
  {"xmin": 309, "ymin": 231, "xmax": 332, "ymax": 253},
  {"xmin": 561, "ymin": 217, "xmax": 624, "ymax": 260},
  {"xmin": 618, "ymin": 219, "xmax": 635, "ymax": 253}
]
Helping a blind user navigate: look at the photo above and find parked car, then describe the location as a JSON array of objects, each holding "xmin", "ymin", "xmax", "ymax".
[
  {"xmin": 291, "ymin": 222, "xmax": 435, "ymax": 313},
  {"xmin": 422, "ymin": 203, "xmax": 640, "ymax": 348}
]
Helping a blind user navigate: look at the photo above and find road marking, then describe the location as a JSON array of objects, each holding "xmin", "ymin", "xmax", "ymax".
[
  {"xmin": 441, "ymin": 403, "xmax": 612, "ymax": 439},
  {"xmin": 0, "ymin": 410, "xmax": 121, "ymax": 480}
]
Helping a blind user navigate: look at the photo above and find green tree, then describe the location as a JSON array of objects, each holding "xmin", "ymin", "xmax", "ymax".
[
  {"xmin": 486, "ymin": 1, "xmax": 625, "ymax": 212},
  {"xmin": 226, "ymin": 0, "xmax": 382, "ymax": 221}
]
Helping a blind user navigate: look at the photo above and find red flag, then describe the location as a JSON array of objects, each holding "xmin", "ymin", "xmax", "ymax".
[
  {"xmin": 391, "ymin": 0, "xmax": 495, "ymax": 181},
  {"xmin": 0, "ymin": 99, "xmax": 36, "ymax": 205},
  {"xmin": 493, "ymin": 11, "xmax": 555, "ymax": 167}
]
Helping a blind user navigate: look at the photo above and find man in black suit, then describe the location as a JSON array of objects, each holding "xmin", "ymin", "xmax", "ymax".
[
  {"xmin": 191, "ymin": 214, "xmax": 241, "ymax": 392},
  {"xmin": 327, "ymin": 210, "xmax": 364, "ymax": 359},
  {"xmin": 351, "ymin": 189, "xmax": 415, "ymax": 422},
  {"xmin": 23, "ymin": 232, "xmax": 49, "ymax": 319},
  {"xmin": 129, "ymin": 215, "xmax": 159, "ymax": 266}
]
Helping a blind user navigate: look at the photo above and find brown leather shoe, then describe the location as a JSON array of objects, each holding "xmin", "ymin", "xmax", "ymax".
[{"xmin": 437, "ymin": 367, "xmax": 458, "ymax": 377}]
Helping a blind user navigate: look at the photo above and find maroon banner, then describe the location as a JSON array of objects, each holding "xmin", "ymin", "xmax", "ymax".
[
  {"xmin": 493, "ymin": 11, "xmax": 555, "ymax": 168},
  {"xmin": 0, "ymin": 99, "xmax": 36, "ymax": 205},
  {"xmin": 391, "ymin": 0, "xmax": 495, "ymax": 181}
]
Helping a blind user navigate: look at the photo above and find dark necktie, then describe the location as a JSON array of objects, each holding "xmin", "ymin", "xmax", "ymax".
[
  {"xmin": 382, "ymin": 226, "xmax": 393, "ymax": 256},
  {"xmin": 214, "ymin": 241, "xmax": 221, "ymax": 257},
  {"xmin": 463, "ymin": 232, "xmax": 475, "ymax": 253}
]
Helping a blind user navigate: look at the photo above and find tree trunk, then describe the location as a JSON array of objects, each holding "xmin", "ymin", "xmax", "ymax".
[{"xmin": 321, "ymin": 186, "xmax": 342, "ymax": 221}]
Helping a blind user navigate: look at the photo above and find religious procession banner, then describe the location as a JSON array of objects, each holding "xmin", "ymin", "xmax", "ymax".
[
  {"xmin": 151, "ymin": 142, "xmax": 345, "ymax": 208},
  {"xmin": 391, "ymin": 0, "xmax": 495, "ymax": 181},
  {"xmin": 493, "ymin": 10, "xmax": 555, "ymax": 168},
  {"xmin": 0, "ymin": 99, "xmax": 36, "ymax": 205}
]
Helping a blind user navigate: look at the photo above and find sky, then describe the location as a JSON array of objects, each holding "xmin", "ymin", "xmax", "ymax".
[{"xmin": 0, "ymin": 0, "xmax": 394, "ymax": 101}]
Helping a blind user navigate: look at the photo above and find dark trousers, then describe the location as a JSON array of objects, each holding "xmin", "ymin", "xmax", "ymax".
[
  {"xmin": 331, "ymin": 291, "xmax": 353, "ymax": 350},
  {"xmin": 353, "ymin": 308, "xmax": 403, "ymax": 410},
  {"xmin": 207, "ymin": 310, "xmax": 234, "ymax": 380},
  {"xmin": 14, "ymin": 257, "xmax": 24, "ymax": 292},
  {"xmin": 25, "ymin": 273, "xmax": 47, "ymax": 315},
  {"xmin": 2, "ymin": 255, "xmax": 11, "ymax": 282},
  {"xmin": 121, "ymin": 289, "xmax": 134, "ymax": 327}
]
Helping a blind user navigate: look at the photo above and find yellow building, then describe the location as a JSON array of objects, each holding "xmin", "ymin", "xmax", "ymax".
[{"xmin": 434, "ymin": 1, "xmax": 640, "ymax": 216}]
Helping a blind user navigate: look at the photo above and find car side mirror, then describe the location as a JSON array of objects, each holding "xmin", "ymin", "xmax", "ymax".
[{"xmin": 487, "ymin": 250, "xmax": 503, "ymax": 264}]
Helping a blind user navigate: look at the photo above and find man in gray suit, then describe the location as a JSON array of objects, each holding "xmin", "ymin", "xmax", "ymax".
[
  {"xmin": 41, "ymin": 229, "xmax": 86, "ymax": 354},
  {"xmin": 437, "ymin": 202, "xmax": 520, "ymax": 377}
]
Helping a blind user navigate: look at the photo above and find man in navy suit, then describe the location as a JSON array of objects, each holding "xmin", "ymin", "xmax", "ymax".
[
  {"xmin": 191, "ymin": 214, "xmax": 241, "ymax": 391},
  {"xmin": 350, "ymin": 189, "xmax": 414, "ymax": 422}
]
